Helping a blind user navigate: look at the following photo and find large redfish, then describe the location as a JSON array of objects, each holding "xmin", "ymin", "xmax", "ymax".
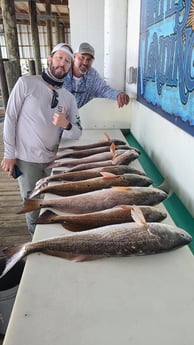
[
  {"xmin": 18, "ymin": 186, "xmax": 167, "ymax": 214},
  {"xmin": 62, "ymin": 150, "xmax": 140, "ymax": 172},
  {"xmin": 56, "ymin": 144, "xmax": 135, "ymax": 160},
  {"xmin": 58, "ymin": 132, "xmax": 126, "ymax": 151},
  {"xmin": 1, "ymin": 206, "xmax": 192, "ymax": 278},
  {"xmin": 35, "ymin": 165, "xmax": 146, "ymax": 189},
  {"xmin": 36, "ymin": 205, "xmax": 167, "ymax": 231},
  {"xmin": 29, "ymin": 172, "xmax": 152, "ymax": 198},
  {"xmin": 49, "ymin": 146, "xmax": 138, "ymax": 169}
]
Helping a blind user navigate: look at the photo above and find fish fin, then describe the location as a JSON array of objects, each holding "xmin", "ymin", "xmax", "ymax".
[
  {"xmin": 28, "ymin": 188, "xmax": 41, "ymax": 199},
  {"xmin": 42, "ymin": 250, "xmax": 101, "ymax": 262},
  {"xmin": 111, "ymin": 186, "xmax": 131, "ymax": 191},
  {"xmin": 62, "ymin": 224, "xmax": 87, "ymax": 232},
  {"xmin": 35, "ymin": 210, "xmax": 60, "ymax": 224},
  {"xmin": 113, "ymin": 205, "xmax": 132, "ymax": 211},
  {"xmin": 35, "ymin": 177, "xmax": 48, "ymax": 188},
  {"xmin": 42, "ymin": 250, "xmax": 79, "ymax": 260},
  {"xmin": 0, "ymin": 244, "xmax": 26, "ymax": 278},
  {"xmin": 131, "ymin": 205, "xmax": 147, "ymax": 225},
  {"xmin": 100, "ymin": 171, "xmax": 117, "ymax": 178},
  {"xmin": 42, "ymin": 250, "xmax": 104, "ymax": 262},
  {"xmin": 47, "ymin": 161, "xmax": 60, "ymax": 169},
  {"xmin": 110, "ymin": 142, "xmax": 116, "ymax": 153},
  {"xmin": 104, "ymin": 132, "xmax": 111, "ymax": 142},
  {"xmin": 73, "ymin": 255, "xmax": 105, "ymax": 262},
  {"xmin": 17, "ymin": 198, "xmax": 42, "ymax": 214}
]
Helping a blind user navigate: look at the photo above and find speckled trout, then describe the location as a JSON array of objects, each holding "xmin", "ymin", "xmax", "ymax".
[
  {"xmin": 1, "ymin": 206, "xmax": 192, "ymax": 278},
  {"xmin": 29, "ymin": 172, "xmax": 152, "ymax": 198},
  {"xmin": 18, "ymin": 186, "xmax": 167, "ymax": 214},
  {"xmin": 36, "ymin": 205, "xmax": 167, "ymax": 231}
]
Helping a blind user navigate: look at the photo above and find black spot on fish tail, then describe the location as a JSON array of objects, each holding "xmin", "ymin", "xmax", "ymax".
[
  {"xmin": 35, "ymin": 210, "xmax": 62, "ymax": 224},
  {"xmin": 17, "ymin": 198, "xmax": 43, "ymax": 214}
]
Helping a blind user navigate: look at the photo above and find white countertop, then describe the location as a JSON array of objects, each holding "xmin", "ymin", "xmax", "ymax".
[{"xmin": 3, "ymin": 129, "xmax": 194, "ymax": 345}]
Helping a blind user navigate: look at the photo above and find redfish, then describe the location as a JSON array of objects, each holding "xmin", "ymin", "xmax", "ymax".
[
  {"xmin": 1, "ymin": 206, "xmax": 191, "ymax": 278},
  {"xmin": 18, "ymin": 186, "xmax": 167, "ymax": 214},
  {"xmin": 49, "ymin": 147, "xmax": 138, "ymax": 169},
  {"xmin": 56, "ymin": 144, "xmax": 134, "ymax": 160},
  {"xmin": 35, "ymin": 165, "xmax": 146, "ymax": 189},
  {"xmin": 58, "ymin": 132, "xmax": 126, "ymax": 151},
  {"xmin": 36, "ymin": 205, "xmax": 167, "ymax": 231},
  {"xmin": 29, "ymin": 172, "xmax": 152, "ymax": 198},
  {"xmin": 63, "ymin": 150, "xmax": 140, "ymax": 172}
]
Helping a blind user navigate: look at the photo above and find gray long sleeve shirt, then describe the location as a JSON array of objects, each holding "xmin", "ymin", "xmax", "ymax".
[{"xmin": 3, "ymin": 75, "xmax": 82, "ymax": 163}]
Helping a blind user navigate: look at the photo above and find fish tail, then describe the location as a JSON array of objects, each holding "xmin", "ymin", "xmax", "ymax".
[
  {"xmin": 35, "ymin": 177, "xmax": 48, "ymax": 189},
  {"xmin": 28, "ymin": 188, "xmax": 41, "ymax": 199},
  {"xmin": 36, "ymin": 210, "xmax": 62, "ymax": 224},
  {"xmin": 0, "ymin": 244, "xmax": 26, "ymax": 278},
  {"xmin": 47, "ymin": 161, "xmax": 59, "ymax": 169},
  {"xmin": 17, "ymin": 198, "xmax": 42, "ymax": 214}
]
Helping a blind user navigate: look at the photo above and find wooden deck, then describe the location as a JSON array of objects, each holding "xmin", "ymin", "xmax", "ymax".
[{"xmin": 0, "ymin": 122, "xmax": 31, "ymax": 254}]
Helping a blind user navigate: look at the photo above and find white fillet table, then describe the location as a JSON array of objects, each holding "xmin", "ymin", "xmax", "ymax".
[{"xmin": 2, "ymin": 129, "xmax": 194, "ymax": 345}]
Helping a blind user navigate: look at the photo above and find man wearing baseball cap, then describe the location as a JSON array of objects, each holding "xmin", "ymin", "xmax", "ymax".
[
  {"xmin": 1, "ymin": 43, "xmax": 82, "ymax": 235},
  {"xmin": 63, "ymin": 42, "xmax": 130, "ymax": 108}
]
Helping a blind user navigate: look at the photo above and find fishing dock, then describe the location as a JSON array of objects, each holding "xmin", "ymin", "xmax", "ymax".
[{"xmin": 1, "ymin": 129, "xmax": 194, "ymax": 345}]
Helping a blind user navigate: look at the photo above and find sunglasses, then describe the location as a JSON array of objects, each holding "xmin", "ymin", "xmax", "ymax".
[{"xmin": 51, "ymin": 90, "xmax": 59, "ymax": 109}]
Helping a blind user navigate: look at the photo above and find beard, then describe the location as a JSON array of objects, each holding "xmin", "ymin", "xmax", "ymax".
[{"xmin": 49, "ymin": 62, "xmax": 68, "ymax": 80}]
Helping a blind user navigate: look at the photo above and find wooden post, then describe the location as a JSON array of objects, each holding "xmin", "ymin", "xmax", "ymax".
[
  {"xmin": 3, "ymin": 60, "xmax": 21, "ymax": 93},
  {"xmin": 28, "ymin": 59, "xmax": 36, "ymax": 75},
  {"xmin": 45, "ymin": 0, "xmax": 53, "ymax": 53},
  {"xmin": 0, "ymin": 45, "xmax": 9, "ymax": 109},
  {"xmin": 1, "ymin": 0, "xmax": 21, "ymax": 88},
  {"xmin": 28, "ymin": 0, "xmax": 42, "ymax": 74},
  {"xmin": 54, "ymin": 15, "xmax": 60, "ymax": 43},
  {"xmin": 64, "ymin": 26, "xmax": 69, "ymax": 43},
  {"xmin": 59, "ymin": 22, "xmax": 65, "ymax": 43}
]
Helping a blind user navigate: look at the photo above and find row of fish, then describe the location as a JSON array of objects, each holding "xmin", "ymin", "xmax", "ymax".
[{"xmin": 0, "ymin": 133, "xmax": 192, "ymax": 278}]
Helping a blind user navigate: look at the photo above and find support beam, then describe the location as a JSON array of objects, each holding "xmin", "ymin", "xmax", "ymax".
[
  {"xmin": 45, "ymin": 0, "xmax": 53, "ymax": 53},
  {"xmin": 0, "ymin": 45, "xmax": 9, "ymax": 109},
  {"xmin": 1, "ymin": 0, "xmax": 21, "ymax": 87},
  {"xmin": 28, "ymin": 0, "xmax": 42, "ymax": 74}
]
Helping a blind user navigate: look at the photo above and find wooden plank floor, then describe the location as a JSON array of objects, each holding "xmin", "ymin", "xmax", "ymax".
[
  {"xmin": 0, "ymin": 121, "xmax": 31, "ymax": 253},
  {"xmin": 0, "ymin": 121, "xmax": 31, "ymax": 344}
]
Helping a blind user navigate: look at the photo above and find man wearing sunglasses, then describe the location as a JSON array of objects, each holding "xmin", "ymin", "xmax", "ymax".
[
  {"xmin": 1, "ymin": 43, "xmax": 82, "ymax": 236},
  {"xmin": 63, "ymin": 42, "xmax": 130, "ymax": 109}
]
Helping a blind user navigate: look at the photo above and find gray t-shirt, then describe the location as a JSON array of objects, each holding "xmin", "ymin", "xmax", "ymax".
[{"xmin": 3, "ymin": 75, "xmax": 82, "ymax": 163}]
